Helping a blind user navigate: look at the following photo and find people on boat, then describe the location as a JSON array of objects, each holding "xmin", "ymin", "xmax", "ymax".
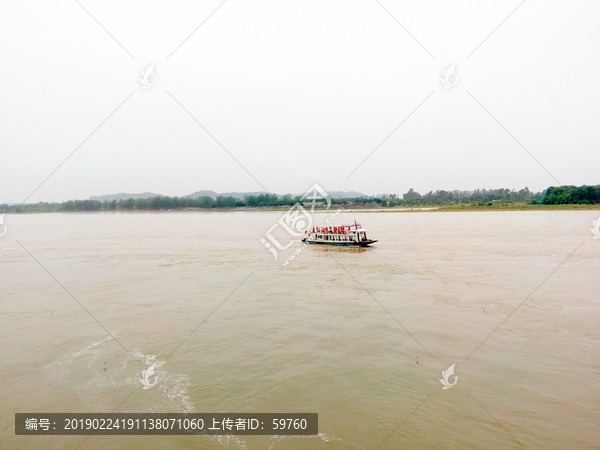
[{"xmin": 311, "ymin": 224, "xmax": 367, "ymax": 236}]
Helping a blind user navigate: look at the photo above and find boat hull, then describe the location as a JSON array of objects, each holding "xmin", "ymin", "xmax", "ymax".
[{"xmin": 302, "ymin": 238, "xmax": 378, "ymax": 247}]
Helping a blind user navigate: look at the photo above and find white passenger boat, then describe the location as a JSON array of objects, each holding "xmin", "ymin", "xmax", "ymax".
[{"xmin": 301, "ymin": 222, "xmax": 377, "ymax": 247}]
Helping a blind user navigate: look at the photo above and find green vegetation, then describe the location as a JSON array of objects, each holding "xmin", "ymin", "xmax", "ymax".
[
  {"xmin": 541, "ymin": 185, "xmax": 600, "ymax": 205},
  {"xmin": 1, "ymin": 194, "xmax": 307, "ymax": 213},
  {"xmin": 381, "ymin": 187, "xmax": 544, "ymax": 207},
  {"xmin": 2, "ymin": 185, "xmax": 599, "ymax": 213}
]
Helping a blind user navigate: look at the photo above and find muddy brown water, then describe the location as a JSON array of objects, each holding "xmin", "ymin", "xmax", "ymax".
[{"xmin": 1, "ymin": 210, "xmax": 599, "ymax": 449}]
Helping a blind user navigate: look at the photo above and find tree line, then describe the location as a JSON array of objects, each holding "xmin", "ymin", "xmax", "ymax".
[
  {"xmin": 541, "ymin": 185, "xmax": 600, "ymax": 204},
  {"xmin": 2, "ymin": 185, "xmax": 598, "ymax": 212}
]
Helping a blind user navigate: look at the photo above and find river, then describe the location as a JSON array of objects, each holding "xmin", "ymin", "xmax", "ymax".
[{"xmin": 1, "ymin": 210, "xmax": 599, "ymax": 449}]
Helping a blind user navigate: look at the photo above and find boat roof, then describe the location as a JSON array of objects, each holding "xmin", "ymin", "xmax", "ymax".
[{"xmin": 315, "ymin": 228, "xmax": 367, "ymax": 232}]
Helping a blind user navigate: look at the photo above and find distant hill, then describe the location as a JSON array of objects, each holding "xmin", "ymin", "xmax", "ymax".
[
  {"xmin": 90, "ymin": 192, "xmax": 163, "ymax": 201},
  {"xmin": 326, "ymin": 191, "xmax": 367, "ymax": 199},
  {"xmin": 184, "ymin": 190, "xmax": 220, "ymax": 199},
  {"xmin": 189, "ymin": 190, "xmax": 367, "ymax": 199},
  {"xmin": 90, "ymin": 189, "xmax": 367, "ymax": 202},
  {"xmin": 185, "ymin": 190, "xmax": 268, "ymax": 199},
  {"xmin": 220, "ymin": 191, "xmax": 268, "ymax": 199}
]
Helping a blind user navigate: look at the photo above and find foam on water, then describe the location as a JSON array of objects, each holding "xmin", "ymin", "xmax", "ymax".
[
  {"xmin": 43, "ymin": 337, "xmax": 193, "ymax": 413},
  {"xmin": 129, "ymin": 350, "xmax": 194, "ymax": 413},
  {"xmin": 207, "ymin": 432, "xmax": 343, "ymax": 450},
  {"xmin": 267, "ymin": 432, "xmax": 344, "ymax": 449},
  {"xmin": 43, "ymin": 335, "xmax": 122, "ymax": 385}
]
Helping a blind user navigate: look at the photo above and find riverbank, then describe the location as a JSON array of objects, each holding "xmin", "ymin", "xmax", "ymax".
[
  {"xmin": 355, "ymin": 203, "xmax": 600, "ymax": 213},
  {"xmin": 3, "ymin": 202, "xmax": 599, "ymax": 214}
]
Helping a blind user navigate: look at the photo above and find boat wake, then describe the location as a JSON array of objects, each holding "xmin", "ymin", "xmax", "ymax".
[
  {"xmin": 43, "ymin": 337, "xmax": 193, "ymax": 413},
  {"xmin": 129, "ymin": 351, "xmax": 194, "ymax": 413},
  {"xmin": 210, "ymin": 432, "xmax": 344, "ymax": 450},
  {"xmin": 268, "ymin": 432, "xmax": 345, "ymax": 449}
]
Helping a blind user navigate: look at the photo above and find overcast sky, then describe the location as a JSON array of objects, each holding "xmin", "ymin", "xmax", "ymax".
[{"xmin": 1, "ymin": 0, "xmax": 599, "ymax": 203}]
